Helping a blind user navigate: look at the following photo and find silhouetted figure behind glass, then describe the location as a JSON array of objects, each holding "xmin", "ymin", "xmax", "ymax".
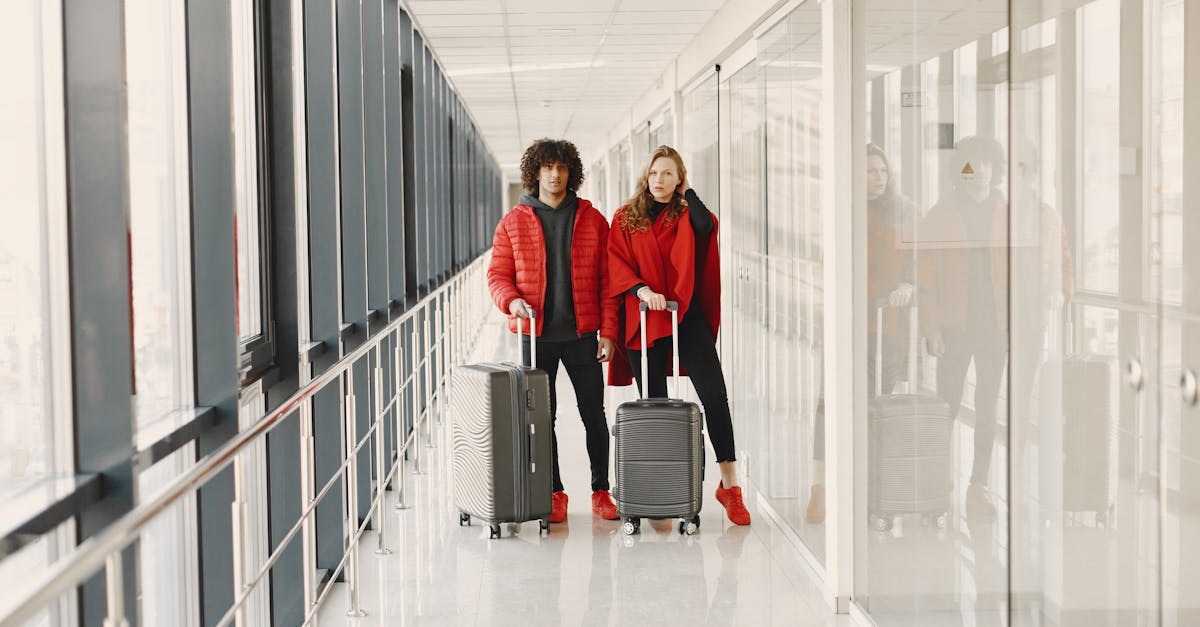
[
  {"xmin": 917, "ymin": 135, "xmax": 1010, "ymax": 517},
  {"xmin": 806, "ymin": 144, "xmax": 914, "ymax": 524}
]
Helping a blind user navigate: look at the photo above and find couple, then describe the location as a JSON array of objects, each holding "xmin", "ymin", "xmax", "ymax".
[{"xmin": 487, "ymin": 138, "xmax": 750, "ymax": 527}]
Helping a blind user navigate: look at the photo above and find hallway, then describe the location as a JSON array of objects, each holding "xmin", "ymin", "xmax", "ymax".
[{"xmin": 316, "ymin": 315, "xmax": 849, "ymax": 626}]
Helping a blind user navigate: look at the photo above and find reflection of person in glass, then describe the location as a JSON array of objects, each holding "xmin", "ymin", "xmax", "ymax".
[
  {"xmin": 918, "ymin": 135, "xmax": 1008, "ymax": 516},
  {"xmin": 607, "ymin": 145, "xmax": 751, "ymax": 526},
  {"xmin": 806, "ymin": 144, "xmax": 914, "ymax": 523}
]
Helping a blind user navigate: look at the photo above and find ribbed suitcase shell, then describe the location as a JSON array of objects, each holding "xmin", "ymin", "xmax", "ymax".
[
  {"xmin": 868, "ymin": 393, "xmax": 953, "ymax": 517},
  {"xmin": 451, "ymin": 363, "xmax": 552, "ymax": 524},
  {"xmin": 613, "ymin": 399, "xmax": 705, "ymax": 520}
]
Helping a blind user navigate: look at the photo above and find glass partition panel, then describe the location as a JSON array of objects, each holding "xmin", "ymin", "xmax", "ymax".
[
  {"xmin": 726, "ymin": 62, "xmax": 766, "ymax": 494},
  {"xmin": 1008, "ymin": 0, "xmax": 1163, "ymax": 625},
  {"xmin": 856, "ymin": 1, "xmax": 1012, "ymax": 623},
  {"xmin": 1153, "ymin": 0, "xmax": 1197, "ymax": 624},
  {"xmin": 757, "ymin": 2, "xmax": 826, "ymax": 562}
]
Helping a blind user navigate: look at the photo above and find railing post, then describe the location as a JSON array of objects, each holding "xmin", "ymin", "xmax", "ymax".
[
  {"xmin": 434, "ymin": 294, "xmax": 446, "ymax": 425},
  {"xmin": 373, "ymin": 355, "xmax": 391, "ymax": 555},
  {"xmin": 344, "ymin": 371, "xmax": 366, "ymax": 618},
  {"xmin": 102, "ymin": 555, "xmax": 129, "ymax": 627},
  {"xmin": 393, "ymin": 330, "xmax": 411, "ymax": 510},
  {"xmin": 298, "ymin": 376, "xmax": 317, "ymax": 613},
  {"xmin": 230, "ymin": 452, "xmax": 248, "ymax": 627},
  {"xmin": 423, "ymin": 312, "xmax": 435, "ymax": 449},
  {"xmin": 411, "ymin": 324, "xmax": 424, "ymax": 476}
]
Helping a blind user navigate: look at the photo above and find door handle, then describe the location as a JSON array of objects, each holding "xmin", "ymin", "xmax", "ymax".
[
  {"xmin": 1126, "ymin": 358, "xmax": 1145, "ymax": 392},
  {"xmin": 1182, "ymin": 369, "xmax": 1198, "ymax": 407}
]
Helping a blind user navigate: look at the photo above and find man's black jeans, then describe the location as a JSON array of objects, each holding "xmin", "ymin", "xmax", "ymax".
[{"xmin": 522, "ymin": 334, "xmax": 610, "ymax": 493}]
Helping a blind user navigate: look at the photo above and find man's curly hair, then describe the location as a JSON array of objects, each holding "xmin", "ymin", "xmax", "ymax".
[{"xmin": 520, "ymin": 138, "xmax": 585, "ymax": 195}]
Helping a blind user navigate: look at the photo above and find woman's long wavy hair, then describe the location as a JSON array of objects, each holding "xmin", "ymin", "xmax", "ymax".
[{"xmin": 618, "ymin": 145, "xmax": 688, "ymax": 233}]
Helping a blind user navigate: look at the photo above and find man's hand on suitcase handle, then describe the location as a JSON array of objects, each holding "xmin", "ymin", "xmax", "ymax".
[
  {"xmin": 509, "ymin": 298, "xmax": 532, "ymax": 318},
  {"xmin": 637, "ymin": 286, "xmax": 668, "ymax": 311}
]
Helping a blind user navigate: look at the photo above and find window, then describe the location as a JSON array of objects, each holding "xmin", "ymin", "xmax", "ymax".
[
  {"xmin": 0, "ymin": 1, "xmax": 72, "ymax": 622},
  {"xmin": 1078, "ymin": 0, "xmax": 1121, "ymax": 294},
  {"xmin": 127, "ymin": 0, "xmax": 193, "ymax": 430},
  {"xmin": 233, "ymin": 0, "xmax": 269, "ymax": 346},
  {"xmin": 125, "ymin": 0, "xmax": 200, "ymax": 623},
  {"xmin": 0, "ymin": 0, "xmax": 71, "ymax": 501}
]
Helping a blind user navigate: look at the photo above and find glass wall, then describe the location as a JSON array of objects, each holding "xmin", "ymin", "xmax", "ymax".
[
  {"xmin": 682, "ymin": 76, "xmax": 719, "ymax": 207},
  {"xmin": 1006, "ymin": 0, "xmax": 1197, "ymax": 625},
  {"xmin": 755, "ymin": 3, "xmax": 826, "ymax": 561},
  {"xmin": 593, "ymin": 0, "xmax": 1200, "ymax": 623},
  {"xmin": 725, "ymin": 60, "xmax": 767, "ymax": 512},
  {"xmin": 855, "ymin": 0, "xmax": 1012, "ymax": 622}
]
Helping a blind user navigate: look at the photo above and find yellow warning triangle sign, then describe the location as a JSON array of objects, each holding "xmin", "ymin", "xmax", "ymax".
[{"xmin": 962, "ymin": 162, "xmax": 975, "ymax": 174}]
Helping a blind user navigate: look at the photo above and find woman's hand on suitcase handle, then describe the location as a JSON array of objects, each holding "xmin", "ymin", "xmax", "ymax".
[
  {"xmin": 889, "ymin": 282, "xmax": 914, "ymax": 307},
  {"xmin": 925, "ymin": 331, "xmax": 945, "ymax": 357},
  {"xmin": 509, "ymin": 298, "xmax": 532, "ymax": 319},
  {"xmin": 637, "ymin": 287, "xmax": 668, "ymax": 311},
  {"xmin": 597, "ymin": 337, "xmax": 616, "ymax": 363}
]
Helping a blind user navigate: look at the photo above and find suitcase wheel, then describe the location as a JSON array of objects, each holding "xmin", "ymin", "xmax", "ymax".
[
  {"xmin": 489, "ymin": 524, "xmax": 502, "ymax": 539},
  {"xmin": 678, "ymin": 519, "xmax": 698, "ymax": 536},
  {"xmin": 539, "ymin": 519, "xmax": 550, "ymax": 534},
  {"xmin": 919, "ymin": 513, "xmax": 947, "ymax": 530},
  {"xmin": 622, "ymin": 518, "xmax": 641, "ymax": 536},
  {"xmin": 459, "ymin": 513, "xmax": 471, "ymax": 527}
]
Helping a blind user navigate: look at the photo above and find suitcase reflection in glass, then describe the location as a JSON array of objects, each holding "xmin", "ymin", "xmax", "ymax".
[{"xmin": 868, "ymin": 304, "xmax": 953, "ymax": 532}]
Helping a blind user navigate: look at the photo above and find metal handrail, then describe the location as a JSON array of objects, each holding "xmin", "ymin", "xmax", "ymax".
[{"xmin": 0, "ymin": 253, "xmax": 493, "ymax": 627}]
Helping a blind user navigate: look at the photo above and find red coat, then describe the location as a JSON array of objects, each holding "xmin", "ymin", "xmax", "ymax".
[
  {"xmin": 487, "ymin": 199, "xmax": 619, "ymax": 340},
  {"xmin": 606, "ymin": 205, "xmax": 721, "ymax": 386}
]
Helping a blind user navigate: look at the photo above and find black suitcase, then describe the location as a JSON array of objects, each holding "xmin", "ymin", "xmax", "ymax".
[
  {"xmin": 613, "ymin": 301, "xmax": 705, "ymax": 536},
  {"xmin": 451, "ymin": 310, "xmax": 552, "ymax": 539},
  {"xmin": 868, "ymin": 303, "xmax": 954, "ymax": 532}
]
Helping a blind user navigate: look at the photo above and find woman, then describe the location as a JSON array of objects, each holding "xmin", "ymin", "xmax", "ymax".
[
  {"xmin": 607, "ymin": 145, "xmax": 750, "ymax": 526},
  {"xmin": 805, "ymin": 143, "xmax": 914, "ymax": 524}
]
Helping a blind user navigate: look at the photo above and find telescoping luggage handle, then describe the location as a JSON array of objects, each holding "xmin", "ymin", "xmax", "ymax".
[
  {"xmin": 875, "ymin": 301, "xmax": 919, "ymax": 398},
  {"xmin": 638, "ymin": 301, "xmax": 681, "ymax": 400},
  {"xmin": 513, "ymin": 305, "xmax": 536, "ymax": 369},
  {"xmin": 513, "ymin": 306, "xmax": 538, "ymax": 474}
]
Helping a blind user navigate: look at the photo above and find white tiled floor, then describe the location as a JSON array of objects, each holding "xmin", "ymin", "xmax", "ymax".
[{"xmin": 315, "ymin": 317, "xmax": 851, "ymax": 626}]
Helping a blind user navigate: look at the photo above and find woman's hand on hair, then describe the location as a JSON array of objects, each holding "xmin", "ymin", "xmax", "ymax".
[{"xmin": 678, "ymin": 175, "xmax": 690, "ymax": 195}]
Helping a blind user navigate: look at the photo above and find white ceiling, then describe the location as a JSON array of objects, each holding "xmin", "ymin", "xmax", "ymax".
[{"xmin": 407, "ymin": 0, "xmax": 725, "ymax": 175}]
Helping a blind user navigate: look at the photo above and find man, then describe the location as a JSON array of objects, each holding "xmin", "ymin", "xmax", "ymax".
[{"xmin": 487, "ymin": 138, "xmax": 620, "ymax": 523}]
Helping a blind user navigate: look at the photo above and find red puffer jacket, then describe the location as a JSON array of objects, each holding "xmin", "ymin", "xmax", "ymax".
[{"xmin": 487, "ymin": 199, "xmax": 619, "ymax": 340}]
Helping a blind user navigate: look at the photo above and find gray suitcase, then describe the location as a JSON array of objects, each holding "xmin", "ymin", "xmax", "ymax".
[
  {"xmin": 868, "ymin": 304, "xmax": 953, "ymax": 532},
  {"xmin": 613, "ymin": 301, "xmax": 705, "ymax": 536},
  {"xmin": 451, "ymin": 310, "xmax": 552, "ymax": 538},
  {"xmin": 1059, "ymin": 354, "xmax": 1117, "ymax": 521},
  {"xmin": 1041, "ymin": 307, "xmax": 1118, "ymax": 525}
]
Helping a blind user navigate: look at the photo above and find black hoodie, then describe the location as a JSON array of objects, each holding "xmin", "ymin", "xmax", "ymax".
[{"xmin": 520, "ymin": 191, "xmax": 579, "ymax": 342}]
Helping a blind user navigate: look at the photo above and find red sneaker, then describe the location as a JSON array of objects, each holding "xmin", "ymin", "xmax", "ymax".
[
  {"xmin": 550, "ymin": 491, "xmax": 569, "ymax": 523},
  {"xmin": 715, "ymin": 481, "xmax": 752, "ymax": 526},
  {"xmin": 591, "ymin": 490, "xmax": 619, "ymax": 520}
]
